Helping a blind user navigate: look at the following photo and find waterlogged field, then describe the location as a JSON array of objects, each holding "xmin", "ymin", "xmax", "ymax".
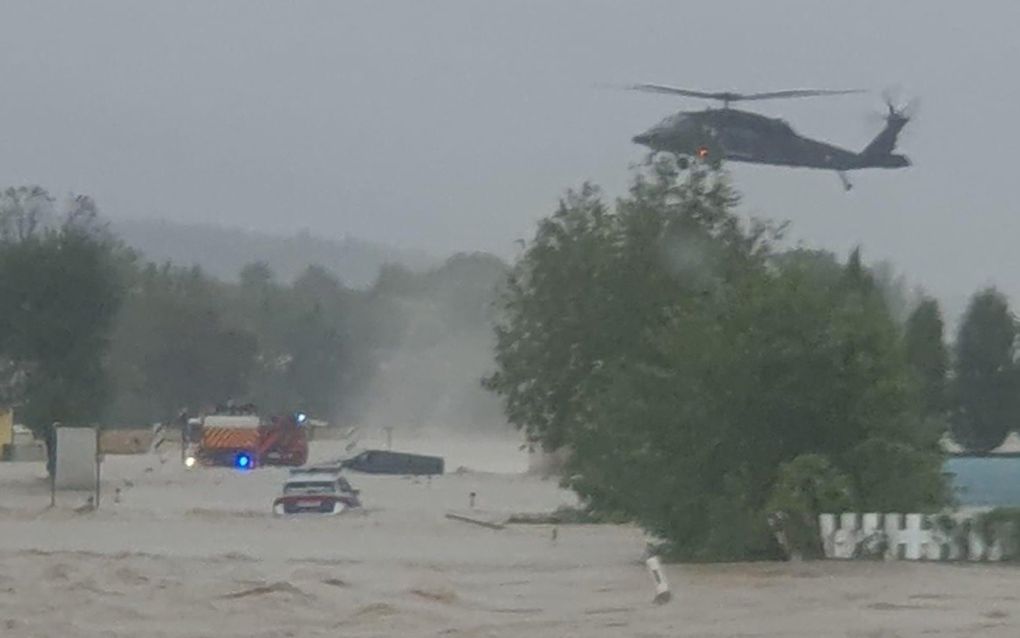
[{"xmin": 1, "ymin": 435, "xmax": 1019, "ymax": 637}]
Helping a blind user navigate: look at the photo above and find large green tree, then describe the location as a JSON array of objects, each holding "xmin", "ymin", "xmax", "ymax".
[
  {"xmin": 484, "ymin": 182, "xmax": 623, "ymax": 450},
  {"xmin": 0, "ymin": 190, "xmax": 125, "ymax": 471},
  {"xmin": 486, "ymin": 159, "xmax": 944, "ymax": 560},
  {"xmin": 106, "ymin": 262, "xmax": 256, "ymax": 423},
  {"xmin": 950, "ymin": 288, "xmax": 1019, "ymax": 452},
  {"xmin": 904, "ymin": 297, "xmax": 949, "ymax": 421},
  {"xmin": 106, "ymin": 258, "xmax": 376, "ymax": 426}
]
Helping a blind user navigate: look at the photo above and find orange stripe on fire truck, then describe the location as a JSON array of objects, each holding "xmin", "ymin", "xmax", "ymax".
[{"xmin": 202, "ymin": 428, "xmax": 259, "ymax": 449}]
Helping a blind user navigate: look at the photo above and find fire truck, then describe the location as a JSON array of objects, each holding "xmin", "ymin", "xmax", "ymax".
[{"xmin": 184, "ymin": 405, "xmax": 309, "ymax": 469}]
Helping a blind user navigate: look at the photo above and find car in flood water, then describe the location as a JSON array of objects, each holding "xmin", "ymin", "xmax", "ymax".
[
  {"xmin": 272, "ymin": 467, "xmax": 361, "ymax": 516},
  {"xmin": 341, "ymin": 449, "xmax": 444, "ymax": 476}
]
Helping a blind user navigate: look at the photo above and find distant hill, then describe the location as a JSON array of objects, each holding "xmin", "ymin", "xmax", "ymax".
[{"xmin": 110, "ymin": 218, "xmax": 438, "ymax": 288}]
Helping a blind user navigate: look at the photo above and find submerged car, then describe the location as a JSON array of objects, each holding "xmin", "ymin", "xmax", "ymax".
[
  {"xmin": 341, "ymin": 449, "xmax": 444, "ymax": 475},
  {"xmin": 272, "ymin": 467, "xmax": 361, "ymax": 515}
]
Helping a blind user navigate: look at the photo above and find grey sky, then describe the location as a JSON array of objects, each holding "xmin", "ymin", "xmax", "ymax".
[{"xmin": 1, "ymin": 1, "xmax": 1017, "ymax": 322}]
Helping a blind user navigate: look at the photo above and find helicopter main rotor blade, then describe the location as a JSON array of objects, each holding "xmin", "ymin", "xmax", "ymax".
[
  {"xmin": 628, "ymin": 84, "xmax": 865, "ymax": 103},
  {"xmin": 628, "ymin": 84, "xmax": 730, "ymax": 100},
  {"xmin": 737, "ymin": 89, "xmax": 866, "ymax": 101}
]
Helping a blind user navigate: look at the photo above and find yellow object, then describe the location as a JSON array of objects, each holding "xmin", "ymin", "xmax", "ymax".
[{"xmin": 0, "ymin": 408, "xmax": 12, "ymax": 447}]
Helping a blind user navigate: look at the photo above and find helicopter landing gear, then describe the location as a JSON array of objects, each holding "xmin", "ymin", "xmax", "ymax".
[{"xmin": 837, "ymin": 171, "xmax": 853, "ymax": 191}]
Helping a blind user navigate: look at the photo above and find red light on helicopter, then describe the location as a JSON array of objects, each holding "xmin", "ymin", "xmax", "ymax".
[{"xmin": 697, "ymin": 146, "xmax": 710, "ymax": 159}]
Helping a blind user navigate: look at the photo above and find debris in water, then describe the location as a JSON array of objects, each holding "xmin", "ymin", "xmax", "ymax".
[
  {"xmin": 445, "ymin": 512, "xmax": 505, "ymax": 530},
  {"xmin": 219, "ymin": 581, "xmax": 305, "ymax": 599},
  {"xmin": 322, "ymin": 578, "xmax": 348, "ymax": 588},
  {"xmin": 410, "ymin": 587, "xmax": 457, "ymax": 604}
]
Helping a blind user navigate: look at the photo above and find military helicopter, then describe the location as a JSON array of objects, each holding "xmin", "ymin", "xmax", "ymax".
[{"xmin": 628, "ymin": 84, "xmax": 912, "ymax": 190}]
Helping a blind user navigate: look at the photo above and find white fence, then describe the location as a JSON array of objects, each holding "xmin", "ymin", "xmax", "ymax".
[{"xmin": 819, "ymin": 512, "xmax": 1016, "ymax": 561}]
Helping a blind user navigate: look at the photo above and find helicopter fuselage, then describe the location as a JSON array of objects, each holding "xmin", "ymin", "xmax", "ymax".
[{"xmin": 632, "ymin": 108, "xmax": 908, "ymax": 171}]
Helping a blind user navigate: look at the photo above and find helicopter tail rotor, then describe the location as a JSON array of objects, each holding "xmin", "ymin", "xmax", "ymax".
[
  {"xmin": 878, "ymin": 86, "xmax": 918, "ymax": 122},
  {"xmin": 860, "ymin": 89, "xmax": 915, "ymax": 162},
  {"xmin": 865, "ymin": 88, "xmax": 917, "ymax": 140}
]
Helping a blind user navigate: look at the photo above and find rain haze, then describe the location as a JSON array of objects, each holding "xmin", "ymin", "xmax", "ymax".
[
  {"xmin": 9, "ymin": 4, "xmax": 1020, "ymax": 637},
  {"xmin": 2, "ymin": 1, "xmax": 1018, "ymax": 319}
]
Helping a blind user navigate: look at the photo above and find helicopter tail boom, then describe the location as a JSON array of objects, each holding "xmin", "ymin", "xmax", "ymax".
[{"xmin": 859, "ymin": 101, "xmax": 911, "ymax": 165}]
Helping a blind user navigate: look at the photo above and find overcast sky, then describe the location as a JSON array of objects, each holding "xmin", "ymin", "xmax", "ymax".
[{"xmin": 1, "ymin": 1, "xmax": 1018, "ymax": 321}]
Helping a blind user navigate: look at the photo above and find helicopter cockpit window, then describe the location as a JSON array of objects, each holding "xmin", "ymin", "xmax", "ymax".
[
  {"xmin": 659, "ymin": 113, "xmax": 692, "ymax": 131},
  {"xmin": 769, "ymin": 118, "xmax": 794, "ymax": 134}
]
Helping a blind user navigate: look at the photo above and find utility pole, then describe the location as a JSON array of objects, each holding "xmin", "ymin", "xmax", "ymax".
[
  {"xmin": 49, "ymin": 422, "xmax": 57, "ymax": 508},
  {"xmin": 94, "ymin": 425, "xmax": 102, "ymax": 509},
  {"xmin": 178, "ymin": 409, "xmax": 189, "ymax": 464}
]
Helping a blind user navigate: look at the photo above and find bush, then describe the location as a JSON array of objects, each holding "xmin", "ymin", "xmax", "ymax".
[
  {"xmin": 846, "ymin": 437, "xmax": 947, "ymax": 513},
  {"xmin": 975, "ymin": 508, "xmax": 1020, "ymax": 560},
  {"xmin": 766, "ymin": 454, "xmax": 855, "ymax": 559},
  {"xmin": 505, "ymin": 505, "xmax": 627, "ymax": 525}
]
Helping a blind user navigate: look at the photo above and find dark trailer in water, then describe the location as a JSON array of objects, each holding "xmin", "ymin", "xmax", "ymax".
[{"xmin": 341, "ymin": 449, "xmax": 444, "ymax": 476}]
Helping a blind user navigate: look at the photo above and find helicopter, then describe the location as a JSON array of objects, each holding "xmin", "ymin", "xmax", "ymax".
[{"xmin": 628, "ymin": 85, "xmax": 912, "ymax": 190}]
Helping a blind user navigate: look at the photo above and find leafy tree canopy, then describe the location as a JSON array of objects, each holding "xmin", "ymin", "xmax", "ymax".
[
  {"xmin": 950, "ymin": 287, "xmax": 1019, "ymax": 452},
  {"xmin": 0, "ymin": 189, "xmax": 125, "ymax": 450},
  {"xmin": 485, "ymin": 159, "xmax": 946, "ymax": 560}
]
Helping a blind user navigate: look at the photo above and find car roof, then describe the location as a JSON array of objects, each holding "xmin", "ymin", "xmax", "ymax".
[
  {"xmin": 285, "ymin": 473, "xmax": 337, "ymax": 483},
  {"xmin": 290, "ymin": 464, "xmax": 343, "ymax": 474}
]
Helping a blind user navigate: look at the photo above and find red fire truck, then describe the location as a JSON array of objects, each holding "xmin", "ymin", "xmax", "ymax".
[{"xmin": 185, "ymin": 407, "xmax": 308, "ymax": 469}]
